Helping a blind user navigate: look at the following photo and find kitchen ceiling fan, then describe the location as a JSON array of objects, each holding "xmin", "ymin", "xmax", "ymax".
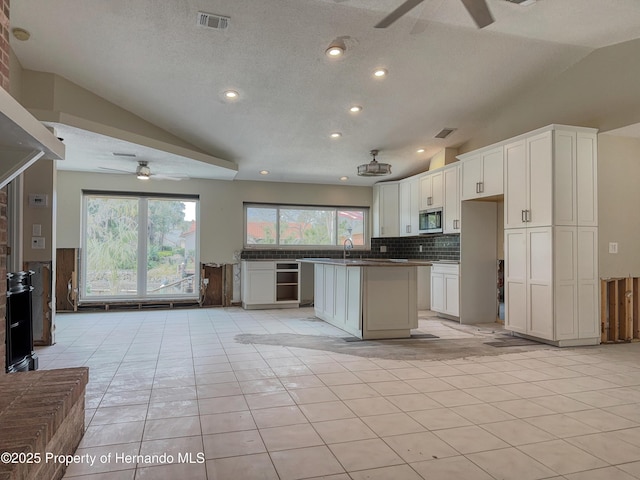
[
  {"xmin": 375, "ymin": 0, "xmax": 494, "ymax": 29},
  {"xmin": 99, "ymin": 161, "xmax": 188, "ymax": 181}
]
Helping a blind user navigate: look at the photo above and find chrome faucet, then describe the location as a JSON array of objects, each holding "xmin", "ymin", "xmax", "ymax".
[{"xmin": 343, "ymin": 237, "xmax": 354, "ymax": 260}]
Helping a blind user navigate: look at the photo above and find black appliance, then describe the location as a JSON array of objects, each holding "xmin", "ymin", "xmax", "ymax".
[{"xmin": 6, "ymin": 271, "xmax": 38, "ymax": 372}]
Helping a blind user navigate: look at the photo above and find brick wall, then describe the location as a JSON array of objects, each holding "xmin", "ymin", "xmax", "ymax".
[{"xmin": 0, "ymin": 0, "xmax": 8, "ymax": 373}]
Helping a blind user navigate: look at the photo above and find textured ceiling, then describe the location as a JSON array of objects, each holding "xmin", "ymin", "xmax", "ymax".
[{"xmin": 10, "ymin": 0, "xmax": 640, "ymax": 185}]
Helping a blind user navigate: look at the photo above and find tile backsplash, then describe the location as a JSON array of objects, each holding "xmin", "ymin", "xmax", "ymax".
[{"xmin": 241, "ymin": 234, "xmax": 460, "ymax": 261}]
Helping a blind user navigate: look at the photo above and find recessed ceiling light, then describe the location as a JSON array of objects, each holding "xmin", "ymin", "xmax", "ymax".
[
  {"xmin": 373, "ymin": 68, "xmax": 388, "ymax": 78},
  {"xmin": 326, "ymin": 46, "xmax": 344, "ymax": 58},
  {"xmin": 340, "ymin": 176, "xmax": 349, "ymax": 181},
  {"xmin": 259, "ymin": 170, "xmax": 269, "ymax": 175},
  {"xmin": 325, "ymin": 38, "xmax": 346, "ymax": 58},
  {"xmin": 349, "ymin": 105, "xmax": 362, "ymax": 113},
  {"xmin": 330, "ymin": 132, "xmax": 342, "ymax": 138},
  {"xmin": 224, "ymin": 90, "xmax": 239, "ymax": 99},
  {"xmin": 417, "ymin": 148, "xmax": 425, "ymax": 153}
]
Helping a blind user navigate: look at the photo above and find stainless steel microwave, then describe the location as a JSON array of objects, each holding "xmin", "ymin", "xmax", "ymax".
[{"xmin": 419, "ymin": 208, "xmax": 443, "ymax": 234}]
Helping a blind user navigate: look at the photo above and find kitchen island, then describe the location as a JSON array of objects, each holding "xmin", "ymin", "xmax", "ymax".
[{"xmin": 298, "ymin": 258, "xmax": 432, "ymax": 339}]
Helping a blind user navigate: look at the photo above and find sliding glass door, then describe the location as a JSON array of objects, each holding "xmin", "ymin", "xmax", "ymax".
[{"xmin": 82, "ymin": 193, "xmax": 199, "ymax": 301}]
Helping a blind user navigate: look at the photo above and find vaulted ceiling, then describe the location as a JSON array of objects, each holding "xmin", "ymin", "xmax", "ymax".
[{"xmin": 10, "ymin": 0, "xmax": 640, "ymax": 185}]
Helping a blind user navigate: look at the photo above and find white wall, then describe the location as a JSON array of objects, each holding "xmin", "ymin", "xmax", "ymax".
[
  {"xmin": 459, "ymin": 38, "xmax": 640, "ymax": 154},
  {"xmin": 597, "ymin": 134, "xmax": 640, "ymax": 278},
  {"xmin": 23, "ymin": 161, "xmax": 56, "ymax": 263},
  {"xmin": 56, "ymin": 171, "xmax": 373, "ymax": 264}
]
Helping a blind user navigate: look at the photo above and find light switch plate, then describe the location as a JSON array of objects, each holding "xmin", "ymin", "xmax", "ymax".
[{"xmin": 32, "ymin": 224, "xmax": 42, "ymax": 236}]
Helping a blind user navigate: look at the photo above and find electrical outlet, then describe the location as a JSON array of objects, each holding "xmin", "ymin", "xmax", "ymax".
[
  {"xmin": 419, "ymin": 244, "xmax": 423, "ymax": 253},
  {"xmin": 380, "ymin": 245, "xmax": 387, "ymax": 253},
  {"xmin": 609, "ymin": 242, "xmax": 618, "ymax": 254}
]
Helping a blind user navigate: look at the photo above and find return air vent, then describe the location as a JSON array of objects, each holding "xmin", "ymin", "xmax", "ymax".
[
  {"xmin": 435, "ymin": 128, "xmax": 456, "ymax": 139},
  {"xmin": 197, "ymin": 12, "xmax": 230, "ymax": 30},
  {"xmin": 112, "ymin": 152, "xmax": 136, "ymax": 158}
]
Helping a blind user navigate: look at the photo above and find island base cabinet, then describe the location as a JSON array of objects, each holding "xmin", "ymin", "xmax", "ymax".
[
  {"xmin": 313, "ymin": 264, "xmax": 418, "ymax": 339},
  {"xmin": 362, "ymin": 267, "xmax": 417, "ymax": 337}
]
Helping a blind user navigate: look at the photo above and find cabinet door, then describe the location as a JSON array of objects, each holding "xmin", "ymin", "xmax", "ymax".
[
  {"xmin": 399, "ymin": 180, "xmax": 412, "ymax": 237},
  {"xmin": 480, "ymin": 147, "xmax": 504, "ymax": 197},
  {"xmin": 246, "ymin": 269, "xmax": 275, "ymax": 304},
  {"xmin": 527, "ymin": 131, "xmax": 553, "ymax": 227},
  {"xmin": 504, "ymin": 139, "xmax": 527, "ymax": 229},
  {"xmin": 443, "ymin": 166, "xmax": 460, "ymax": 233},
  {"xmin": 576, "ymin": 132, "xmax": 598, "ymax": 226},
  {"xmin": 577, "ymin": 227, "xmax": 599, "ymax": 338},
  {"xmin": 504, "ymin": 229, "xmax": 527, "ymax": 334},
  {"xmin": 430, "ymin": 272, "xmax": 444, "ymax": 313},
  {"xmin": 460, "ymin": 155, "xmax": 482, "ymax": 200},
  {"xmin": 554, "ymin": 227, "xmax": 578, "ymax": 340},
  {"xmin": 314, "ymin": 264, "xmax": 325, "ymax": 315},
  {"xmin": 399, "ymin": 179, "xmax": 419, "ymax": 236},
  {"xmin": 379, "ymin": 183, "xmax": 399, "ymax": 237},
  {"xmin": 430, "ymin": 171, "xmax": 443, "ymax": 207},
  {"xmin": 527, "ymin": 227, "xmax": 553, "ymax": 340},
  {"xmin": 419, "ymin": 174, "xmax": 431, "ymax": 211},
  {"xmin": 444, "ymin": 273, "xmax": 459, "ymax": 316}
]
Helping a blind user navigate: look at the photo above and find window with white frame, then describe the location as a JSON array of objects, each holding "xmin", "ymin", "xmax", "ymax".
[
  {"xmin": 244, "ymin": 203, "xmax": 368, "ymax": 248},
  {"xmin": 81, "ymin": 192, "xmax": 199, "ymax": 300}
]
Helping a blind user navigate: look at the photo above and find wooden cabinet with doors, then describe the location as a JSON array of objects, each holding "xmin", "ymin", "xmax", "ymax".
[
  {"xmin": 430, "ymin": 263, "xmax": 459, "ymax": 317},
  {"xmin": 443, "ymin": 165, "xmax": 461, "ymax": 234},
  {"xmin": 503, "ymin": 125, "xmax": 598, "ymax": 346},
  {"xmin": 459, "ymin": 146, "xmax": 504, "ymax": 200},
  {"xmin": 419, "ymin": 170, "xmax": 443, "ymax": 210},
  {"xmin": 399, "ymin": 176, "xmax": 420, "ymax": 236},
  {"xmin": 373, "ymin": 182, "xmax": 399, "ymax": 237}
]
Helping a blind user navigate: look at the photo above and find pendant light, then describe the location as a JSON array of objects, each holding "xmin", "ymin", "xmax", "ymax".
[{"xmin": 357, "ymin": 150, "xmax": 392, "ymax": 176}]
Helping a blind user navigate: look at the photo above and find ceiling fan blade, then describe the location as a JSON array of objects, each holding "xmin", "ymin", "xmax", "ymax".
[
  {"xmin": 460, "ymin": 0, "xmax": 494, "ymax": 28},
  {"xmin": 98, "ymin": 166, "xmax": 133, "ymax": 174},
  {"xmin": 152, "ymin": 173, "xmax": 189, "ymax": 181},
  {"xmin": 375, "ymin": 0, "xmax": 425, "ymax": 28}
]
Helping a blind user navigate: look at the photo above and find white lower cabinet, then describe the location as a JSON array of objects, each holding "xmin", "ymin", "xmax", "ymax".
[
  {"xmin": 504, "ymin": 226, "xmax": 599, "ymax": 345},
  {"xmin": 241, "ymin": 261, "xmax": 300, "ymax": 309},
  {"xmin": 430, "ymin": 263, "xmax": 459, "ymax": 317}
]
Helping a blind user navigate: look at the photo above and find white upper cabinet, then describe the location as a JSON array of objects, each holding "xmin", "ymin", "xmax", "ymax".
[
  {"xmin": 504, "ymin": 131, "xmax": 553, "ymax": 229},
  {"xmin": 504, "ymin": 126, "xmax": 597, "ymax": 230},
  {"xmin": 460, "ymin": 146, "xmax": 504, "ymax": 200},
  {"xmin": 399, "ymin": 177, "xmax": 420, "ymax": 236},
  {"xmin": 419, "ymin": 171, "xmax": 443, "ymax": 210},
  {"xmin": 443, "ymin": 165, "xmax": 461, "ymax": 233},
  {"xmin": 555, "ymin": 129, "xmax": 598, "ymax": 227},
  {"xmin": 373, "ymin": 182, "xmax": 399, "ymax": 237}
]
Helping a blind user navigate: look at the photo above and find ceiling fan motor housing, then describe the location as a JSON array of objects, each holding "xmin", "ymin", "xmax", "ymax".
[{"xmin": 136, "ymin": 162, "xmax": 151, "ymax": 177}]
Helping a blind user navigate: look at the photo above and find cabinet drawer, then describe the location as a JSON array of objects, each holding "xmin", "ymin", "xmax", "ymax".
[
  {"xmin": 431, "ymin": 264, "xmax": 459, "ymax": 275},
  {"xmin": 244, "ymin": 261, "xmax": 274, "ymax": 270}
]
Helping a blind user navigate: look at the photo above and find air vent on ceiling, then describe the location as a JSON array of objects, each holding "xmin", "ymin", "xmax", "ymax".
[
  {"xmin": 197, "ymin": 12, "xmax": 230, "ymax": 30},
  {"xmin": 435, "ymin": 128, "xmax": 457, "ymax": 139},
  {"xmin": 112, "ymin": 152, "xmax": 137, "ymax": 158}
]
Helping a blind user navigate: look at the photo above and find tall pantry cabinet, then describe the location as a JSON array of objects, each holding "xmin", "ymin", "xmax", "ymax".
[{"xmin": 503, "ymin": 125, "xmax": 598, "ymax": 346}]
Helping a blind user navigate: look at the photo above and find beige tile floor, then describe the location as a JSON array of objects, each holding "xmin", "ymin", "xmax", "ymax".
[{"xmin": 35, "ymin": 307, "xmax": 640, "ymax": 480}]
